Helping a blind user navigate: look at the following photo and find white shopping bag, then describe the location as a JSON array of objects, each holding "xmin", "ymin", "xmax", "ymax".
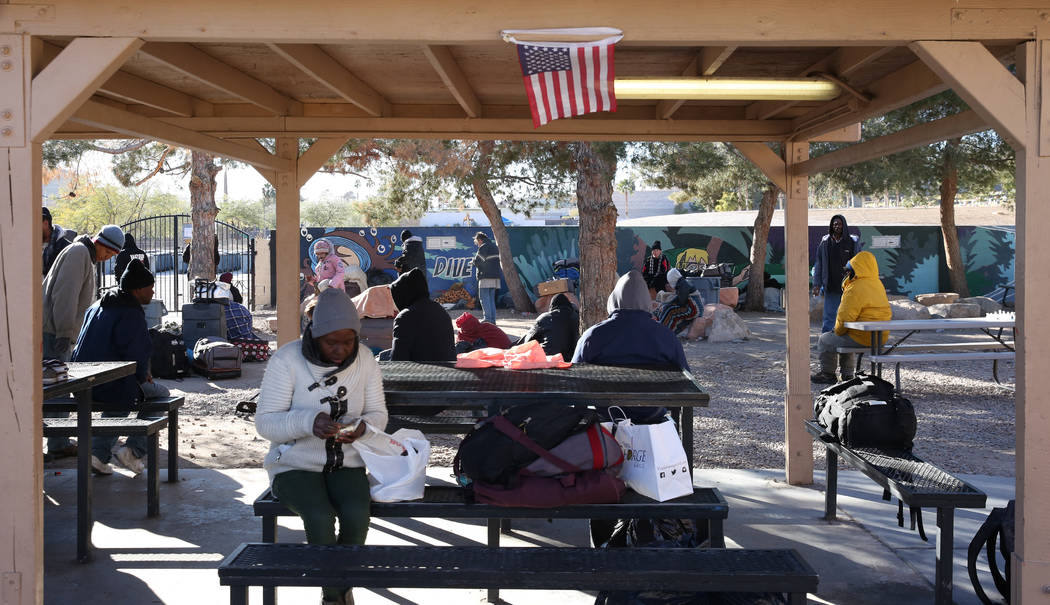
[
  {"xmin": 352, "ymin": 427, "xmax": 430, "ymax": 502},
  {"xmin": 608, "ymin": 413, "xmax": 692, "ymax": 502}
]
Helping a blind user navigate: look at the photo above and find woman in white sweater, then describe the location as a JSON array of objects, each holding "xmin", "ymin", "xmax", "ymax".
[{"xmin": 255, "ymin": 288, "xmax": 388, "ymax": 605}]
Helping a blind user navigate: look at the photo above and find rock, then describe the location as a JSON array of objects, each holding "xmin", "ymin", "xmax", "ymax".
[
  {"xmin": 928, "ymin": 302, "xmax": 981, "ymax": 318},
  {"xmin": 889, "ymin": 299, "xmax": 932, "ymax": 320},
  {"xmin": 267, "ymin": 318, "xmax": 278, "ymax": 331},
  {"xmin": 686, "ymin": 316, "xmax": 710, "ymax": 340},
  {"xmin": 958, "ymin": 296, "xmax": 1003, "ymax": 315},
  {"xmin": 718, "ymin": 287, "xmax": 739, "ymax": 307},
  {"xmin": 707, "ymin": 307, "xmax": 751, "ymax": 342},
  {"xmin": 916, "ymin": 292, "xmax": 960, "ymax": 306}
]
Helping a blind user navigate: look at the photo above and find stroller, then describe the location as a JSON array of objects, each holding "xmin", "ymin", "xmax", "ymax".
[{"xmin": 552, "ymin": 258, "xmax": 580, "ymax": 295}]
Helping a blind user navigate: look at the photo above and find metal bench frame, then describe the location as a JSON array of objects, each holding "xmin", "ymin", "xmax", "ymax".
[
  {"xmin": 804, "ymin": 420, "xmax": 986, "ymax": 605},
  {"xmin": 835, "ymin": 344, "xmax": 1015, "ymax": 391},
  {"xmin": 218, "ymin": 543, "xmax": 818, "ymax": 605}
]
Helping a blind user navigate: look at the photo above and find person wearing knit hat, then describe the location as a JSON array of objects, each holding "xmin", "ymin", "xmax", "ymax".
[
  {"xmin": 71, "ymin": 258, "xmax": 168, "ymax": 475},
  {"xmin": 642, "ymin": 239, "xmax": 670, "ymax": 295},
  {"xmin": 94, "ymin": 224, "xmax": 125, "ymax": 254},
  {"xmin": 218, "ymin": 271, "xmax": 243, "ymax": 304},
  {"xmin": 255, "ymin": 286, "xmax": 387, "ymax": 605},
  {"xmin": 396, "ymin": 229, "xmax": 426, "ymax": 275}
]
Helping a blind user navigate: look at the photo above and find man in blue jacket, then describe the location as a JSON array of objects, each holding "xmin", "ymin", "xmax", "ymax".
[
  {"xmin": 811, "ymin": 214, "xmax": 859, "ymax": 334},
  {"xmin": 72, "ymin": 259, "xmax": 169, "ymax": 475}
]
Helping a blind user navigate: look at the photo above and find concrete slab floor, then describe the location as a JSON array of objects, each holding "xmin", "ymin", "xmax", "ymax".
[{"xmin": 41, "ymin": 467, "xmax": 1014, "ymax": 605}]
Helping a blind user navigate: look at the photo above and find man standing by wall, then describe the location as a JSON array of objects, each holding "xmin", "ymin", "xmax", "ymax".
[
  {"xmin": 811, "ymin": 214, "xmax": 859, "ymax": 382},
  {"xmin": 472, "ymin": 232, "xmax": 501, "ymax": 324},
  {"xmin": 41, "ymin": 207, "xmax": 73, "ymax": 276}
]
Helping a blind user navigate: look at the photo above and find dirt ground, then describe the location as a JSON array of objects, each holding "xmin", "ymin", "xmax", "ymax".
[{"xmin": 45, "ymin": 306, "xmax": 1016, "ymax": 478}]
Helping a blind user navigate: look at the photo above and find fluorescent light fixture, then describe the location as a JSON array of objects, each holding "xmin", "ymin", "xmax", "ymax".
[{"xmin": 614, "ymin": 77, "xmax": 840, "ymax": 101}]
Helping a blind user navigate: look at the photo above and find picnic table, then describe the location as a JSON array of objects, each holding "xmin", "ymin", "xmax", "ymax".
[
  {"xmin": 842, "ymin": 317, "xmax": 1015, "ymax": 390},
  {"xmin": 43, "ymin": 361, "xmax": 136, "ymax": 562}
]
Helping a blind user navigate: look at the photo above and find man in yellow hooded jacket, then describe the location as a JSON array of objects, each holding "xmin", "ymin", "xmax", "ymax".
[{"xmin": 812, "ymin": 251, "xmax": 892, "ymax": 383}]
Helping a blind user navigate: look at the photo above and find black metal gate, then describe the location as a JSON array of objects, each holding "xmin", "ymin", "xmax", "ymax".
[{"xmin": 96, "ymin": 214, "xmax": 255, "ymax": 315}]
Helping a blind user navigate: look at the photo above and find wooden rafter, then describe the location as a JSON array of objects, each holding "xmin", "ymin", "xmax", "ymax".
[
  {"xmin": 423, "ymin": 45, "xmax": 481, "ymax": 118},
  {"xmin": 656, "ymin": 46, "xmax": 736, "ymax": 120},
  {"xmin": 733, "ymin": 142, "xmax": 787, "ymax": 191},
  {"xmin": 140, "ymin": 42, "xmax": 302, "ymax": 116},
  {"xmin": 746, "ymin": 46, "xmax": 894, "ymax": 121},
  {"xmin": 793, "ymin": 110, "xmax": 987, "ymax": 175},
  {"xmin": 268, "ymin": 43, "xmax": 390, "ymax": 117},
  {"xmin": 31, "ymin": 37, "xmax": 143, "ymax": 142},
  {"xmin": 70, "ymin": 100, "xmax": 294, "ymax": 172},
  {"xmin": 909, "ymin": 41, "xmax": 1026, "ymax": 149},
  {"xmin": 297, "ymin": 137, "xmax": 351, "ymax": 184}
]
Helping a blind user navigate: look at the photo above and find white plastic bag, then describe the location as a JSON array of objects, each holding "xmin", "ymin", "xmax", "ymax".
[
  {"xmin": 351, "ymin": 427, "xmax": 429, "ymax": 502},
  {"xmin": 608, "ymin": 412, "xmax": 692, "ymax": 502}
]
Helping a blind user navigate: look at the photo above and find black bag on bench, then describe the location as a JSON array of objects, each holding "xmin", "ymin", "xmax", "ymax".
[{"xmin": 815, "ymin": 374, "xmax": 917, "ymax": 450}]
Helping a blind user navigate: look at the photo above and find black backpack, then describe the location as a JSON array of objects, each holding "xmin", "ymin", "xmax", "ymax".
[
  {"xmin": 968, "ymin": 500, "xmax": 1015, "ymax": 605},
  {"xmin": 815, "ymin": 374, "xmax": 917, "ymax": 450},
  {"xmin": 149, "ymin": 328, "xmax": 191, "ymax": 379},
  {"xmin": 454, "ymin": 402, "xmax": 592, "ymax": 487}
]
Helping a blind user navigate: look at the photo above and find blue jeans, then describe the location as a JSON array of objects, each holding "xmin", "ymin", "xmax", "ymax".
[
  {"xmin": 821, "ymin": 291, "xmax": 842, "ymax": 333},
  {"xmin": 91, "ymin": 381, "xmax": 170, "ymax": 462},
  {"xmin": 478, "ymin": 287, "xmax": 497, "ymax": 324}
]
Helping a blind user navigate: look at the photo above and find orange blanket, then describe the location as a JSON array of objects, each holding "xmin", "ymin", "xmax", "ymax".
[
  {"xmin": 352, "ymin": 285, "xmax": 399, "ymax": 319},
  {"xmin": 455, "ymin": 339, "xmax": 572, "ymax": 370}
]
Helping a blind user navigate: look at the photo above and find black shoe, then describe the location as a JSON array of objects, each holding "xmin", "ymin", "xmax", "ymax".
[{"xmin": 810, "ymin": 372, "xmax": 837, "ymax": 384}]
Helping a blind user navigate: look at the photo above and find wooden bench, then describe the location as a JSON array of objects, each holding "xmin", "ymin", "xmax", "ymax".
[
  {"xmin": 218, "ymin": 543, "xmax": 818, "ymax": 605},
  {"xmin": 255, "ymin": 484, "xmax": 729, "ymax": 605},
  {"xmin": 44, "ymin": 395, "xmax": 185, "ymax": 482},
  {"xmin": 804, "ymin": 420, "xmax": 986, "ymax": 605},
  {"xmin": 43, "ymin": 416, "xmax": 168, "ymax": 517}
]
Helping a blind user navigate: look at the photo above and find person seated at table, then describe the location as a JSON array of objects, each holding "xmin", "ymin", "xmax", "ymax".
[
  {"xmin": 71, "ymin": 260, "xmax": 170, "ymax": 476},
  {"xmin": 513, "ymin": 293, "xmax": 579, "ymax": 359},
  {"xmin": 655, "ymin": 268, "xmax": 701, "ymax": 335},
  {"xmin": 218, "ymin": 272, "xmax": 243, "ymax": 304},
  {"xmin": 811, "ymin": 251, "xmax": 892, "ymax": 384},
  {"xmin": 382, "ymin": 268, "xmax": 455, "ymax": 364},
  {"xmin": 255, "ymin": 288, "xmax": 388, "ymax": 605},
  {"xmin": 454, "ymin": 311, "xmax": 512, "ymax": 353}
]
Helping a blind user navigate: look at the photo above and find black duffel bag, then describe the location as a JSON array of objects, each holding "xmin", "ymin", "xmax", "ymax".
[{"xmin": 815, "ymin": 374, "xmax": 917, "ymax": 450}]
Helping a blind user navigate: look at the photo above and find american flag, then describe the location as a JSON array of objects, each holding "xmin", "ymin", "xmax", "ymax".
[{"xmin": 503, "ymin": 29, "xmax": 622, "ymax": 128}]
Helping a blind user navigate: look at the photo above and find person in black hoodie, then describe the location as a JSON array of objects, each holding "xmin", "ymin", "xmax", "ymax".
[
  {"xmin": 388, "ymin": 268, "xmax": 455, "ymax": 363},
  {"xmin": 514, "ymin": 293, "xmax": 580, "ymax": 359},
  {"xmin": 394, "ymin": 229, "xmax": 427, "ymax": 275},
  {"xmin": 113, "ymin": 233, "xmax": 150, "ymax": 281}
]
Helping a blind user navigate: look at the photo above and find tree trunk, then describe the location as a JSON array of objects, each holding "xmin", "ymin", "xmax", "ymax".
[
  {"xmin": 572, "ymin": 142, "xmax": 619, "ymax": 330},
  {"xmin": 745, "ymin": 184, "xmax": 779, "ymax": 311},
  {"xmin": 188, "ymin": 151, "xmax": 221, "ymax": 280},
  {"xmin": 939, "ymin": 139, "xmax": 969, "ymax": 296}
]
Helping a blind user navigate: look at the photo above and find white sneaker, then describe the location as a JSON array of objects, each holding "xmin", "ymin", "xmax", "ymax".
[
  {"xmin": 90, "ymin": 455, "xmax": 114, "ymax": 475},
  {"xmin": 113, "ymin": 446, "xmax": 145, "ymax": 476}
]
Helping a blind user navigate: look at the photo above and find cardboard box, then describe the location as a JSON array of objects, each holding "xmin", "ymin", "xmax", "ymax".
[{"xmin": 537, "ymin": 278, "xmax": 571, "ymax": 296}]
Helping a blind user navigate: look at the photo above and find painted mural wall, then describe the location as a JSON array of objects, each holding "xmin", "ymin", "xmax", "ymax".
[{"xmin": 296, "ymin": 224, "xmax": 1015, "ymax": 304}]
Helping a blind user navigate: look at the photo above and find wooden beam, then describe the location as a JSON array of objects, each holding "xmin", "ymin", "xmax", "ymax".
[
  {"xmin": 267, "ymin": 43, "xmax": 389, "ymax": 117},
  {"xmin": 422, "ymin": 45, "xmax": 481, "ymax": 118},
  {"xmin": 733, "ymin": 142, "xmax": 787, "ymax": 191},
  {"xmin": 30, "ymin": 37, "xmax": 142, "ymax": 142},
  {"xmin": 274, "ymin": 137, "xmax": 300, "ymax": 347},
  {"xmin": 655, "ymin": 54, "xmax": 699, "ymax": 120},
  {"xmin": 909, "ymin": 41, "xmax": 1026, "ymax": 149},
  {"xmin": 747, "ymin": 46, "xmax": 893, "ymax": 121},
  {"xmin": 140, "ymin": 42, "xmax": 302, "ymax": 116},
  {"xmin": 794, "ymin": 110, "xmax": 987, "ymax": 175},
  {"xmin": 808, "ymin": 123, "xmax": 861, "ymax": 143},
  {"xmin": 69, "ymin": 100, "xmax": 293, "ymax": 172},
  {"xmin": 791, "ymin": 60, "xmax": 947, "ymax": 141},
  {"xmin": 297, "ymin": 136, "xmax": 350, "ymax": 184},
  {"xmin": 783, "ymin": 140, "xmax": 812, "ymax": 485},
  {"xmin": 656, "ymin": 46, "xmax": 737, "ymax": 120}
]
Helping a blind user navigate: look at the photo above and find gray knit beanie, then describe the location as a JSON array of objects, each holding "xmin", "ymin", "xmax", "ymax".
[
  {"xmin": 95, "ymin": 224, "xmax": 125, "ymax": 253},
  {"xmin": 311, "ymin": 288, "xmax": 361, "ymax": 337}
]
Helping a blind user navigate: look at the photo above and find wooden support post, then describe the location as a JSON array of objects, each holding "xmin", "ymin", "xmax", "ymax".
[
  {"xmin": 0, "ymin": 33, "xmax": 44, "ymax": 605},
  {"xmin": 1013, "ymin": 39, "xmax": 1050, "ymax": 603},
  {"xmin": 783, "ymin": 141, "xmax": 813, "ymax": 485},
  {"xmin": 274, "ymin": 138, "xmax": 300, "ymax": 346}
]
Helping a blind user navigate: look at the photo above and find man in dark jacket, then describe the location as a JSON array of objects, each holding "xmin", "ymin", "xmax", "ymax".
[
  {"xmin": 72, "ymin": 259, "xmax": 169, "ymax": 475},
  {"xmin": 41, "ymin": 206, "xmax": 73, "ymax": 276},
  {"xmin": 811, "ymin": 214, "xmax": 859, "ymax": 334},
  {"xmin": 515, "ymin": 293, "xmax": 579, "ymax": 359},
  {"xmin": 113, "ymin": 233, "xmax": 150, "ymax": 281},
  {"xmin": 395, "ymin": 229, "xmax": 427, "ymax": 275},
  {"xmin": 642, "ymin": 240, "xmax": 670, "ymax": 294},
  {"xmin": 388, "ymin": 268, "xmax": 455, "ymax": 363},
  {"xmin": 472, "ymin": 232, "xmax": 501, "ymax": 324}
]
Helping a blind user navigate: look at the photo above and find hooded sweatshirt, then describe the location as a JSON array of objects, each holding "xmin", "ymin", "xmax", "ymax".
[
  {"xmin": 573, "ymin": 270, "xmax": 689, "ymax": 370},
  {"xmin": 455, "ymin": 312, "xmax": 512, "ymax": 349},
  {"xmin": 42, "ymin": 223, "xmax": 73, "ymax": 276},
  {"xmin": 71, "ymin": 289, "xmax": 152, "ymax": 404},
  {"xmin": 397, "ymin": 235, "xmax": 427, "ymax": 274},
  {"xmin": 42, "ymin": 235, "xmax": 99, "ymax": 341},
  {"xmin": 812, "ymin": 214, "xmax": 859, "ymax": 295},
  {"xmin": 515, "ymin": 293, "xmax": 580, "ymax": 359},
  {"xmin": 114, "ymin": 233, "xmax": 150, "ymax": 281},
  {"xmin": 834, "ymin": 251, "xmax": 892, "ymax": 346},
  {"xmin": 388, "ymin": 268, "xmax": 455, "ymax": 361},
  {"xmin": 311, "ymin": 239, "xmax": 346, "ymax": 291}
]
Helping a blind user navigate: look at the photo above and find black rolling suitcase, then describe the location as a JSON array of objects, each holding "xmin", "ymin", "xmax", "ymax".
[{"xmin": 182, "ymin": 302, "xmax": 227, "ymax": 350}]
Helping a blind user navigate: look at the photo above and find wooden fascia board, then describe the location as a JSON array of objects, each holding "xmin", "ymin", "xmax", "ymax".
[
  {"xmin": 422, "ymin": 45, "xmax": 481, "ymax": 118},
  {"xmin": 69, "ymin": 100, "xmax": 293, "ymax": 172},
  {"xmin": 140, "ymin": 42, "xmax": 302, "ymax": 116},
  {"xmin": 793, "ymin": 109, "xmax": 987, "ymax": 175},
  {"xmin": 733, "ymin": 142, "xmax": 787, "ymax": 191},
  {"xmin": 297, "ymin": 137, "xmax": 351, "ymax": 184},
  {"xmin": 909, "ymin": 40, "xmax": 1026, "ymax": 149},
  {"xmin": 268, "ymin": 43, "xmax": 390, "ymax": 117},
  {"xmin": 30, "ymin": 37, "xmax": 143, "ymax": 142}
]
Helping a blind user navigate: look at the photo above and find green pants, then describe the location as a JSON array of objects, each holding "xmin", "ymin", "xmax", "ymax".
[{"xmin": 272, "ymin": 467, "xmax": 371, "ymax": 601}]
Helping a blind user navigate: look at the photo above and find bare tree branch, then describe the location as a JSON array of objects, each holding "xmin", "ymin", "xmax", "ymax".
[
  {"xmin": 131, "ymin": 145, "xmax": 175, "ymax": 186},
  {"xmin": 87, "ymin": 140, "xmax": 150, "ymax": 155}
]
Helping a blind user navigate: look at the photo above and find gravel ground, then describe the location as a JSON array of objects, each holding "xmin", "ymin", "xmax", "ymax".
[{"xmin": 47, "ymin": 308, "xmax": 1015, "ymax": 477}]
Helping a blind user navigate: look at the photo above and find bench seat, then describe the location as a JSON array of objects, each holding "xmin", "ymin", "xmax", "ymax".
[
  {"xmin": 836, "ymin": 342, "xmax": 1013, "ymax": 354},
  {"xmin": 804, "ymin": 419, "xmax": 985, "ymax": 605},
  {"xmin": 868, "ymin": 351, "xmax": 1015, "ymax": 363},
  {"xmin": 219, "ymin": 543, "xmax": 818, "ymax": 605},
  {"xmin": 43, "ymin": 416, "xmax": 168, "ymax": 517}
]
